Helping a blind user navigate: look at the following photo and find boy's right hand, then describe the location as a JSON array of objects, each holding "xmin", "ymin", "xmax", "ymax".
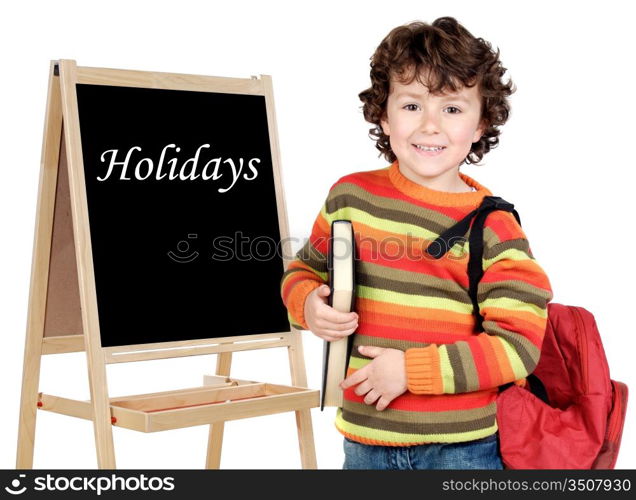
[{"xmin": 304, "ymin": 284, "xmax": 359, "ymax": 342}]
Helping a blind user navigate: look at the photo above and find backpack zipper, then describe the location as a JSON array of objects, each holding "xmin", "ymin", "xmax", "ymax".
[
  {"xmin": 606, "ymin": 383, "xmax": 621, "ymax": 442},
  {"xmin": 571, "ymin": 308, "xmax": 624, "ymax": 453},
  {"xmin": 608, "ymin": 382, "xmax": 628, "ymax": 445},
  {"xmin": 570, "ymin": 307, "xmax": 589, "ymax": 395}
]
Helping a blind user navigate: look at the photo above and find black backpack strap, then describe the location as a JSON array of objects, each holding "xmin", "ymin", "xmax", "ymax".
[
  {"xmin": 425, "ymin": 196, "xmax": 521, "ymax": 332},
  {"xmin": 499, "ymin": 374, "xmax": 549, "ymax": 404},
  {"xmin": 424, "ymin": 196, "xmax": 550, "ymax": 402},
  {"xmin": 466, "ymin": 197, "xmax": 521, "ymax": 332}
]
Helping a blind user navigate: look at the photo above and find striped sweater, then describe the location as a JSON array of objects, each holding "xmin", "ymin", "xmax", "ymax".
[{"xmin": 280, "ymin": 161, "xmax": 553, "ymax": 445}]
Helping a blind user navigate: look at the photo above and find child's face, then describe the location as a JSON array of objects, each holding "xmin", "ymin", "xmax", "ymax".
[{"xmin": 381, "ymin": 71, "xmax": 485, "ymax": 191}]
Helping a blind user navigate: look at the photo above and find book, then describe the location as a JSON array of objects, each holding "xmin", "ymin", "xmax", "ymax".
[{"xmin": 321, "ymin": 220, "xmax": 356, "ymax": 410}]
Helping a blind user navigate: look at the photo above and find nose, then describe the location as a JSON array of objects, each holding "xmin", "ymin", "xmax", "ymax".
[{"xmin": 420, "ymin": 110, "xmax": 440, "ymax": 134}]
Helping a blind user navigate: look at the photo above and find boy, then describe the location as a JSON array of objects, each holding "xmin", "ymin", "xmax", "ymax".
[{"xmin": 280, "ymin": 17, "xmax": 553, "ymax": 469}]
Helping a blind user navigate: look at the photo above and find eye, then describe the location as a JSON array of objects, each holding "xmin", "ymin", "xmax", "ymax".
[
  {"xmin": 403, "ymin": 103, "xmax": 419, "ymax": 111},
  {"xmin": 445, "ymin": 106, "xmax": 461, "ymax": 114}
]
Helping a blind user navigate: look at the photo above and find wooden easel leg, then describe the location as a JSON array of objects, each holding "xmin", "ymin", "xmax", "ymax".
[
  {"xmin": 16, "ymin": 335, "xmax": 44, "ymax": 469},
  {"xmin": 56, "ymin": 59, "xmax": 117, "ymax": 468},
  {"xmin": 88, "ymin": 363, "xmax": 116, "ymax": 469},
  {"xmin": 288, "ymin": 330, "xmax": 318, "ymax": 469},
  {"xmin": 16, "ymin": 61, "xmax": 63, "ymax": 469},
  {"xmin": 205, "ymin": 352, "xmax": 232, "ymax": 468}
]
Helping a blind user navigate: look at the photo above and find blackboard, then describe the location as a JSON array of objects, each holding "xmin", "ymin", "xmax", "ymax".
[{"xmin": 75, "ymin": 83, "xmax": 289, "ymax": 347}]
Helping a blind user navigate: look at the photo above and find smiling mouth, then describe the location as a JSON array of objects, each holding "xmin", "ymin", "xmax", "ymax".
[{"xmin": 413, "ymin": 144, "xmax": 446, "ymax": 152}]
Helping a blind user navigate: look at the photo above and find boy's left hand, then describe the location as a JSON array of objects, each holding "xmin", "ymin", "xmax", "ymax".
[{"xmin": 340, "ymin": 346, "xmax": 407, "ymax": 411}]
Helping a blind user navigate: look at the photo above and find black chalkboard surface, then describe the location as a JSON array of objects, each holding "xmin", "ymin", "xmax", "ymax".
[{"xmin": 75, "ymin": 83, "xmax": 289, "ymax": 347}]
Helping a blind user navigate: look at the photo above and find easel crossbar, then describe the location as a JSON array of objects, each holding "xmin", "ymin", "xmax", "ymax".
[
  {"xmin": 75, "ymin": 66, "xmax": 266, "ymax": 95},
  {"xmin": 42, "ymin": 335, "xmax": 85, "ymax": 355},
  {"xmin": 103, "ymin": 333, "xmax": 293, "ymax": 364}
]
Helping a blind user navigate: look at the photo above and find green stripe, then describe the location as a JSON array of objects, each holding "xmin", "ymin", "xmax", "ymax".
[
  {"xmin": 478, "ymin": 280, "xmax": 552, "ymax": 310},
  {"xmin": 456, "ymin": 341, "xmax": 480, "ymax": 392},
  {"xmin": 353, "ymin": 334, "xmax": 432, "ymax": 350},
  {"xmin": 293, "ymin": 240, "xmax": 328, "ymax": 274},
  {"xmin": 358, "ymin": 260, "xmax": 472, "ymax": 301},
  {"xmin": 446, "ymin": 344, "xmax": 467, "ymax": 393},
  {"xmin": 484, "ymin": 238, "xmax": 531, "ymax": 261},
  {"xmin": 341, "ymin": 408, "xmax": 496, "ymax": 435},
  {"xmin": 324, "ymin": 205, "xmax": 440, "ymax": 242},
  {"xmin": 323, "ymin": 203, "xmax": 470, "ymax": 260},
  {"xmin": 336, "ymin": 409, "xmax": 498, "ymax": 444},
  {"xmin": 289, "ymin": 320, "xmax": 304, "ymax": 330},
  {"xmin": 321, "ymin": 203, "xmax": 468, "ymax": 260},
  {"xmin": 327, "ymin": 184, "xmax": 461, "ymax": 233}
]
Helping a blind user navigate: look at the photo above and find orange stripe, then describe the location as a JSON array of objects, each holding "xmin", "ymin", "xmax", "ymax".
[
  {"xmin": 483, "ymin": 259, "xmax": 552, "ymax": 289},
  {"xmin": 357, "ymin": 297, "xmax": 474, "ymax": 325},
  {"xmin": 281, "ymin": 271, "xmax": 320, "ymax": 303},
  {"xmin": 339, "ymin": 171, "xmax": 434, "ymax": 207},
  {"xmin": 355, "ymin": 226, "xmax": 435, "ymax": 269},
  {"xmin": 359, "ymin": 320, "xmax": 472, "ymax": 343},
  {"xmin": 354, "ymin": 221, "xmax": 473, "ymax": 277},
  {"xmin": 478, "ymin": 333, "xmax": 504, "ymax": 386},
  {"xmin": 286, "ymin": 280, "xmax": 321, "ymax": 327},
  {"xmin": 481, "ymin": 308, "xmax": 546, "ymax": 347},
  {"xmin": 488, "ymin": 335, "xmax": 516, "ymax": 383},
  {"xmin": 310, "ymin": 220, "xmax": 330, "ymax": 253},
  {"xmin": 339, "ymin": 168, "xmax": 483, "ymax": 221},
  {"xmin": 472, "ymin": 334, "xmax": 493, "ymax": 389},
  {"xmin": 486, "ymin": 211, "xmax": 523, "ymax": 241},
  {"xmin": 357, "ymin": 243, "xmax": 470, "ymax": 282}
]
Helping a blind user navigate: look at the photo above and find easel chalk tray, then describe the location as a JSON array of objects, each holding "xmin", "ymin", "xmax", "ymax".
[
  {"xmin": 16, "ymin": 60, "xmax": 319, "ymax": 469},
  {"xmin": 38, "ymin": 376, "xmax": 317, "ymax": 433}
]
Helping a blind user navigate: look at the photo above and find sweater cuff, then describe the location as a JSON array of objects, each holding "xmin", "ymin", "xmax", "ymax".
[
  {"xmin": 288, "ymin": 280, "xmax": 322, "ymax": 330},
  {"xmin": 405, "ymin": 345, "xmax": 444, "ymax": 395}
]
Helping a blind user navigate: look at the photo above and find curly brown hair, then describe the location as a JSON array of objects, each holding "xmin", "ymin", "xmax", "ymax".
[{"xmin": 359, "ymin": 17, "xmax": 515, "ymax": 165}]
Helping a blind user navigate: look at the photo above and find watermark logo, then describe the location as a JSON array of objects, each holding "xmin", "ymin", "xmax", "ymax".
[
  {"xmin": 164, "ymin": 231, "xmax": 468, "ymax": 264},
  {"xmin": 4, "ymin": 474, "xmax": 27, "ymax": 495},
  {"xmin": 167, "ymin": 233, "xmax": 199, "ymax": 263}
]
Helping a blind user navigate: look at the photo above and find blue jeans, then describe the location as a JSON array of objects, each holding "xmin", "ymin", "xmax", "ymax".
[{"xmin": 343, "ymin": 433, "xmax": 504, "ymax": 470}]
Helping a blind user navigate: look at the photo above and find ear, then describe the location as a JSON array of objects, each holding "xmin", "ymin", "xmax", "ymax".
[
  {"xmin": 380, "ymin": 114, "xmax": 391, "ymax": 136},
  {"xmin": 472, "ymin": 119, "xmax": 487, "ymax": 143}
]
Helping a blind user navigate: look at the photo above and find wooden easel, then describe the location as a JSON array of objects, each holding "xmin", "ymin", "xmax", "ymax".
[{"xmin": 16, "ymin": 60, "xmax": 318, "ymax": 469}]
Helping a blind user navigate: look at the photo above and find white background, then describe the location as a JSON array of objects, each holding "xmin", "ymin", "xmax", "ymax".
[{"xmin": 1, "ymin": 0, "xmax": 634, "ymax": 470}]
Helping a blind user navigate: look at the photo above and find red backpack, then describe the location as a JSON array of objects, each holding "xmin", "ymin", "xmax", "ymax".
[
  {"xmin": 427, "ymin": 196, "xmax": 629, "ymax": 469},
  {"xmin": 497, "ymin": 303, "xmax": 628, "ymax": 469}
]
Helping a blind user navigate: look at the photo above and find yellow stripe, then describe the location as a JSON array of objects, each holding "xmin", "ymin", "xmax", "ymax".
[
  {"xmin": 321, "ymin": 206, "xmax": 467, "ymax": 259},
  {"xmin": 357, "ymin": 285, "xmax": 473, "ymax": 314},
  {"xmin": 335, "ymin": 410, "xmax": 497, "ymax": 444},
  {"xmin": 483, "ymin": 247, "xmax": 531, "ymax": 266},
  {"xmin": 314, "ymin": 270, "xmax": 328, "ymax": 281},
  {"xmin": 499, "ymin": 337, "xmax": 527, "ymax": 379},
  {"xmin": 480, "ymin": 296, "xmax": 546, "ymax": 317},
  {"xmin": 347, "ymin": 356, "xmax": 371, "ymax": 370},
  {"xmin": 439, "ymin": 347, "xmax": 455, "ymax": 394}
]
